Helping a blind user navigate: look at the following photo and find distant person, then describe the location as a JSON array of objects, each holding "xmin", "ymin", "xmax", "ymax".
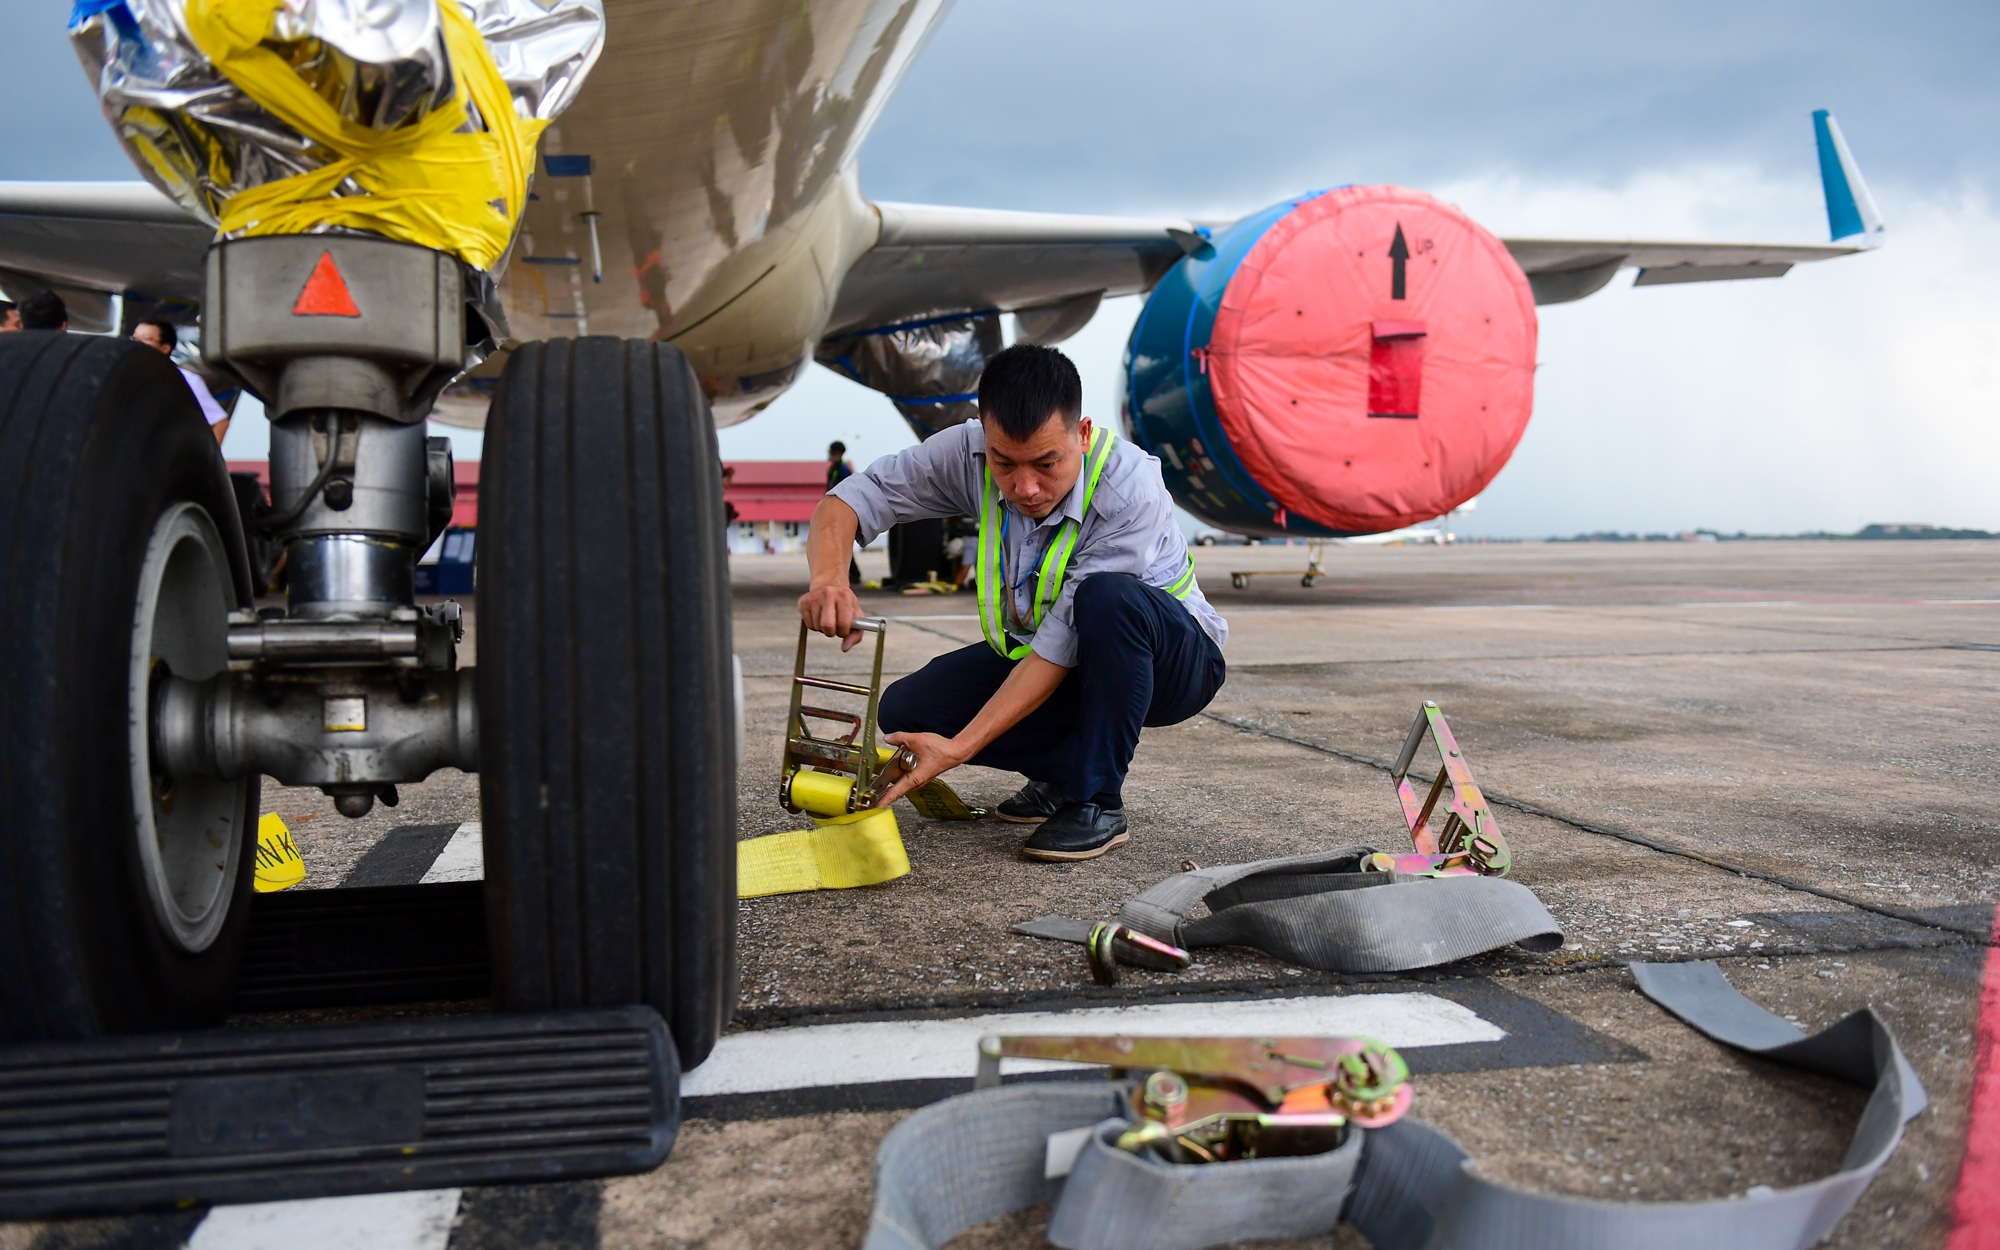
[
  {"xmin": 0, "ymin": 300, "xmax": 18, "ymax": 332},
  {"xmin": 716, "ymin": 464, "xmax": 740, "ymax": 540},
  {"xmin": 17, "ymin": 290, "xmax": 66, "ymax": 332},
  {"xmin": 826, "ymin": 441, "xmax": 855, "ymax": 490},
  {"xmin": 132, "ymin": 318, "xmax": 230, "ymax": 445},
  {"xmin": 826, "ymin": 441, "xmax": 860, "ymax": 586}
]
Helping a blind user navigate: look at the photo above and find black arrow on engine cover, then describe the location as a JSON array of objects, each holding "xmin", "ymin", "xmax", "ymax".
[{"xmin": 1389, "ymin": 224, "xmax": 1409, "ymax": 300}]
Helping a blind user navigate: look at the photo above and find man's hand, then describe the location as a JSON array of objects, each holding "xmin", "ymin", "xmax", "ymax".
[
  {"xmin": 798, "ymin": 582, "xmax": 865, "ymax": 650},
  {"xmin": 873, "ymin": 731, "xmax": 969, "ymax": 807},
  {"xmin": 800, "ymin": 495, "xmax": 866, "ymax": 648}
]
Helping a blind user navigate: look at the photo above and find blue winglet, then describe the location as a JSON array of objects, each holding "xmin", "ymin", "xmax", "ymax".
[{"xmin": 1813, "ymin": 110, "xmax": 1886, "ymax": 248}]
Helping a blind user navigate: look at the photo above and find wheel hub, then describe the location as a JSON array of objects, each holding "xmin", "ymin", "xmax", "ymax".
[{"xmin": 128, "ymin": 503, "xmax": 247, "ymax": 954}]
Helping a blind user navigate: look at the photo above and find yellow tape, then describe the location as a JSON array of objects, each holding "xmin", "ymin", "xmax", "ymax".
[
  {"xmin": 253, "ymin": 812, "xmax": 305, "ymax": 892},
  {"xmin": 183, "ymin": 0, "xmax": 543, "ymax": 271},
  {"xmin": 737, "ymin": 807, "xmax": 909, "ymax": 899}
]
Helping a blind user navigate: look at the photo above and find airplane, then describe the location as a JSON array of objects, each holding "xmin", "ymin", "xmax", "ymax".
[
  {"xmin": 0, "ymin": 0, "xmax": 1884, "ymax": 1071},
  {"xmin": 3, "ymin": 5, "xmax": 1882, "ymax": 555}
]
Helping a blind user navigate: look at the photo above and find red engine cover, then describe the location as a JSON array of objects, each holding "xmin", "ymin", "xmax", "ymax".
[{"xmin": 1205, "ymin": 186, "xmax": 1538, "ymax": 533}]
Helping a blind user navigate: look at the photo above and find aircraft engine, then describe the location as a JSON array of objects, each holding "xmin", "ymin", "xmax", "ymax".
[{"xmin": 1123, "ymin": 186, "xmax": 1537, "ymax": 536}]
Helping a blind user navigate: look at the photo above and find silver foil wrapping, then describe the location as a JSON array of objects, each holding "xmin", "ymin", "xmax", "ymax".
[
  {"xmin": 816, "ymin": 312, "xmax": 1005, "ymax": 438},
  {"xmin": 69, "ymin": 0, "xmax": 605, "ymax": 242}
]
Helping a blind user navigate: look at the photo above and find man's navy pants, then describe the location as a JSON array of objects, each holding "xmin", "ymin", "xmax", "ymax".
[{"xmin": 878, "ymin": 574, "xmax": 1226, "ymax": 803}]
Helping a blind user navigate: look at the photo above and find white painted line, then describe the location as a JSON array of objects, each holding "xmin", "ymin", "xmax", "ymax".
[
  {"xmin": 420, "ymin": 821, "xmax": 483, "ymax": 883},
  {"xmin": 884, "ymin": 614, "xmax": 981, "ymax": 621},
  {"xmin": 681, "ymin": 993, "xmax": 1501, "ymax": 1097},
  {"xmin": 1671, "ymin": 601, "xmax": 1800, "ymax": 608},
  {"xmin": 1421, "ymin": 604, "xmax": 1556, "ymax": 612},
  {"xmin": 189, "ymin": 1189, "xmax": 461, "ymax": 1250},
  {"xmin": 1922, "ymin": 599, "xmax": 2000, "ymax": 605}
]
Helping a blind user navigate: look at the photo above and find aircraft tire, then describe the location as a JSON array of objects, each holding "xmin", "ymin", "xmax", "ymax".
[
  {"xmin": 0, "ymin": 334, "xmax": 259, "ymax": 1040},
  {"xmin": 478, "ymin": 337, "xmax": 737, "ymax": 1069}
]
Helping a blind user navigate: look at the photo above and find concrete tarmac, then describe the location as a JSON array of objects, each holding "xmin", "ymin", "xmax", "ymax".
[{"xmin": 12, "ymin": 539, "xmax": 1996, "ymax": 1249}]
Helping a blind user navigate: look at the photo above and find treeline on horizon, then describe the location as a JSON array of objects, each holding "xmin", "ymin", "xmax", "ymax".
[{"xmin": 1545, "ymin": 523, "xmax": 1996, "ymax": 543}]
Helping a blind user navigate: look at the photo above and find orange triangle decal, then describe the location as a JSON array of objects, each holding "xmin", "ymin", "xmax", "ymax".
[{"xmin": 292, "ymin": 251, "xmax": 361, "ymax": 317}]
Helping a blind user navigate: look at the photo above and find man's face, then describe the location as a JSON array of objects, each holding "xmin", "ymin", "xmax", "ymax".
[
  {"xmin": 0, "ymin": 310, "xmax": 18, "ymax": 332},
  {"xmin": 982, "ymin": 410, "xmax": 1092, "ymax": 521},
  {"xmin": 132, "ymin": 323, "xmax": 171, "ymax": 354}
]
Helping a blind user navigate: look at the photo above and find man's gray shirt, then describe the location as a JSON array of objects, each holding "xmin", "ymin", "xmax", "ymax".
[{"xmin": 830, "ymin": 422, "xmax": 1228, "ymax": 667}]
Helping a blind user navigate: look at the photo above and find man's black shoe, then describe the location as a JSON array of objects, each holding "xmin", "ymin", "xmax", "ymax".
[
  {"xmin": 1020, "ymin": 801, "xmax": 1129, "ymax": 861},
  {"xmin": 996, "ymin": 780, "xmax": 1065, "ymax": 824}
]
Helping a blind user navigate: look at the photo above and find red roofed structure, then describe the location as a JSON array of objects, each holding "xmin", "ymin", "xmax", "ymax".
[
  {"xmin": 722, "ymin": 460, "xmax": 829, "ymax": 553},
  {"xmin": 226, "ymin": 458, "xmax": 827, "ymax": 554},
  {"xmin": 722, "ymin": 461, "xmax": 826, "ymax": 523}
]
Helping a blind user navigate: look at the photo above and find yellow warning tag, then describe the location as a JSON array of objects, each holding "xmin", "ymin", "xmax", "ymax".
[{"xmin": 254, "ymin": 813, "xmax": 306, "ymax": 892}]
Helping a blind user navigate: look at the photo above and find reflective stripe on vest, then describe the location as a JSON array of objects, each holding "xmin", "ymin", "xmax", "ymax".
[{"xmin": 978, "ymin": 426, "xmax": 1114, "ymax": 660}]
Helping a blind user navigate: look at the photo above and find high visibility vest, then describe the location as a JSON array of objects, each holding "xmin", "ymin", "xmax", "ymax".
[{"xmin": 976, "ymin": 426, "xmax": 1196, "ymax": 660}]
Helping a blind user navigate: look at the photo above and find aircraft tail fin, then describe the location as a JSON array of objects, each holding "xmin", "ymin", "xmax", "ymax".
[{"xmin": 1813, "ymin": 110, "xmax": 1885, "ymax": 248}]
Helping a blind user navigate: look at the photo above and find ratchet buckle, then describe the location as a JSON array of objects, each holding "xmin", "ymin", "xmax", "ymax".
[
  {"xmin": 975, "ymin": 1034, "xmax": 1412, "ymax": 1163},
  {"xmin": 1365, "ymin": 701, "xmax": 1511, "ymax": 878},
  {"xmin": 780, "ymin": 619, "xmax": 984, "ymax": 819}
]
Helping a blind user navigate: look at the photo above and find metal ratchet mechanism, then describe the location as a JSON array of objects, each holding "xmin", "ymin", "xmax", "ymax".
[
  {"xmin": 779, "ymin": 620, "xmax": 985, "ymax": 820},
  {"xmin": 976, "ymin": 1034, "xmax": 1412, "ymax": 1164},
  {"xmin": 1365, "ymin": 701, "xmax": 1511, "ymax": 878}
]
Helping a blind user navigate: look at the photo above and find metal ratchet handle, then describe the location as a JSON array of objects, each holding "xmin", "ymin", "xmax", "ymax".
[{"xmin": 850, "ymin": 617, "xmax": 886, "ymax": 634}]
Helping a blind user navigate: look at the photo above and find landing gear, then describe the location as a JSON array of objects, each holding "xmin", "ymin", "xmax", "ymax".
[
  {"xmin": 0, "ymin": 243, "xmax": 740, "ymax": 1068},
  {"xmin": 0, "ymin": 336, "xmax": 258, "ymax": 1038},
  {"xmin": 478, "ymin": 339, "xmax": 738, "ymax": 1068},
  {"xmin": 1230, "ymin": 538, "xmax": 1328, "ymax": 592}
]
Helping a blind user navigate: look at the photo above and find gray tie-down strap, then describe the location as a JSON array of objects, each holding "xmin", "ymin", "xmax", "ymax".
[
  {"xmin": 1017, "ymin": 847, "xmax": 1564, "ymax": 973},
  {"xmin": 861, "ymin": 961, "xmax": 1926, "ymax": 1250}
]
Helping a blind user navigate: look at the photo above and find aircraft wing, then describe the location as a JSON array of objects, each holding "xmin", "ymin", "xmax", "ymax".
[
  {"xmin": 0, "ymin": 182, "xmax": 209, "ymax": 331},
  {"xmin": 1500, "ymin": 237, "xmax": 1862, "ymax": 304},
  {"xmin": 826, "ymin": 201, "xmax": 1200, "ymax": 342},
  {"xmin": 832, "ymin": 111, "xmax": 1883, "ymax": 331},
  {"xmin": 828, "ymin": 200, "xmax": 1869, "ymax": 338}
]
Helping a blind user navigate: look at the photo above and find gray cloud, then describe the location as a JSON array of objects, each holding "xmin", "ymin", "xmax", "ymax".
[
  {"xmin": 13, "ymin": 1, "xmax": 1987, "ymax": 203},
  {"xmin": 858, "ymin": 0, "xmax": 1996, "ymax": 216}
]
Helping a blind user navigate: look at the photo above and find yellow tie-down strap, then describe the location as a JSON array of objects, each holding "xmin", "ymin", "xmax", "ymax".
[
  {"xmin": 183, "ymin": 0, "xmax": 542, "ymax": 271},
  {"xmin": 738, "ymin": 808, "xmax": 911, "ymax": 899},
  {"xmin": 739, "ymin": 769, "xmax": 986, "ymax": 897}
]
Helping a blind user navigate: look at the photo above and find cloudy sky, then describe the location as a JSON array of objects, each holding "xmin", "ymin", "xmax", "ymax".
[
  {"xmin": 741, "ymin": 0, "xmax": 2000, "ymax": 538},
  {"xmin": 8, "ymin": 0, "xmax": 1995, "ymax": 535}
]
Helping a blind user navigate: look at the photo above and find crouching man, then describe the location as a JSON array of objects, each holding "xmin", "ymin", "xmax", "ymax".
[{"xmin": 796, "ymin": 344, "xmax": 1227, "ymax": 861}]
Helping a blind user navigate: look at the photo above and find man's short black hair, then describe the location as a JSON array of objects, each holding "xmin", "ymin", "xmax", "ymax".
[
  {"xmin": 138, "ymin": 317, "xmax": 178, "ymax": 349},
  {"xmin": 828, "ymin": 441, "xmax": 846, "ymax": 457},
  {"xmin": 18, "ymin": 290, "xmax": 67, "ymax": 330},
  {"xmin": 978, "ymin": 344, "xmax": 1081, "ymax": 442}
]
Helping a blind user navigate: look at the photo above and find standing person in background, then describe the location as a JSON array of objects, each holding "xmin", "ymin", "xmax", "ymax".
[
  {"xmin": 826, "ymin": 441, "xmax": 861, "ymax": 587},
  {"xmin": 17, "ymin": 291, "xmax": 66, "ymax": 332},
  {"xmin": 132, "ymin": 318, "xmax": 231, "ymax": 445},
  {"xmin": 0, "ymin": 301, "xmax": 18, "ymax": 331}
]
